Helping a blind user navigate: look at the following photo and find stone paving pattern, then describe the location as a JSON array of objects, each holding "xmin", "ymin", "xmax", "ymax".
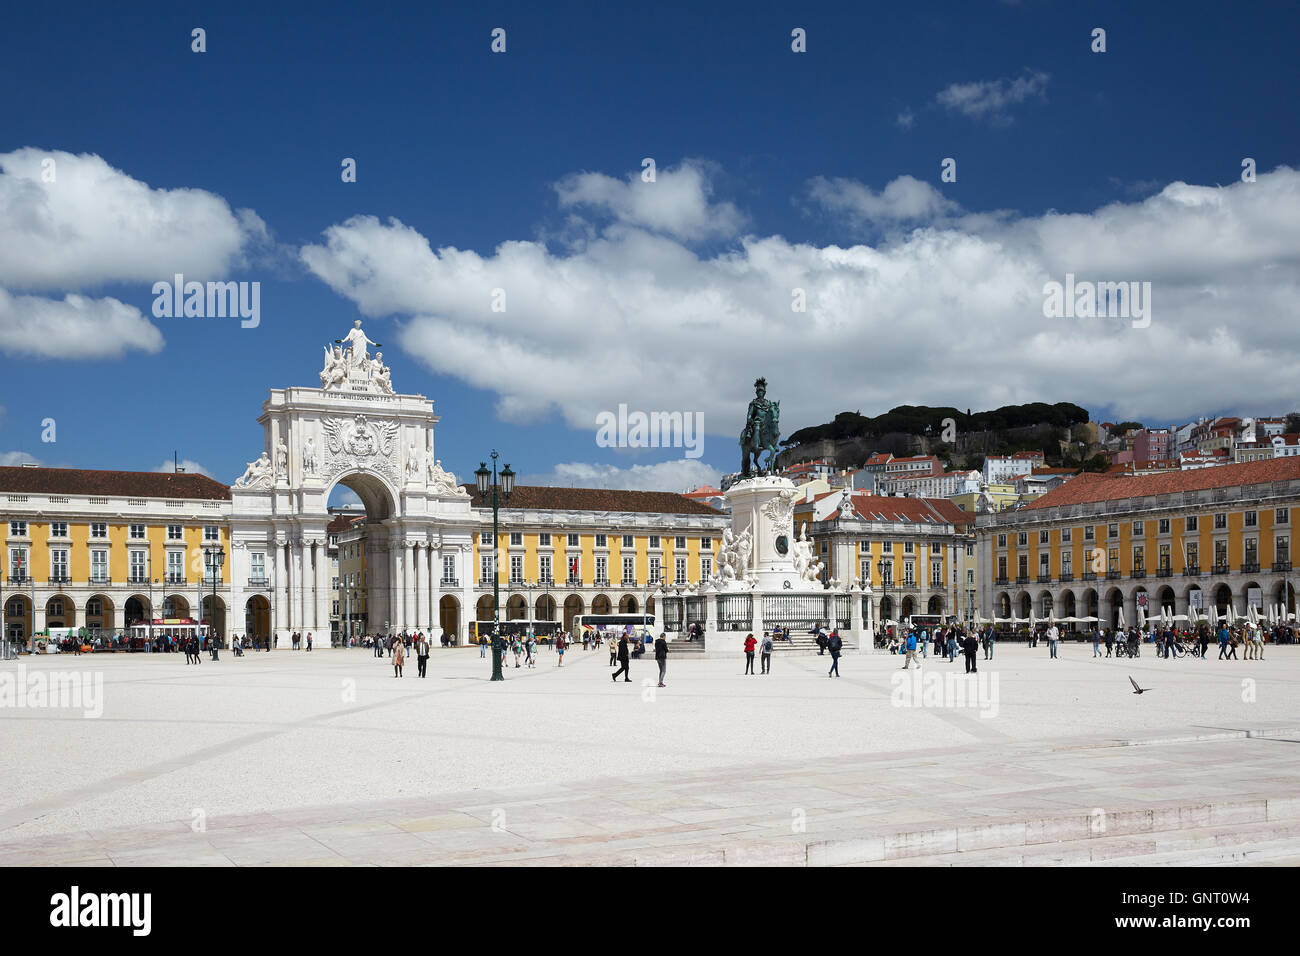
[{"xmin": 1, "ymin": 643, "xmax": 1297, "ymax": 865}]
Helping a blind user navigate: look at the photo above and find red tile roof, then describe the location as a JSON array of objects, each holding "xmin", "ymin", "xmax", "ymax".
[
  {"xmin": 461, "ymin": 484, "xmax": 723, "ymax": 515},
  {"xmin": 1022, "ymin": 456, "xmax": 1300, "ymax": 510},
  {"xmin": 801, "ymin": 491, "xmax": 971, "ymax": 527},
  {"xmin": 0, "ymin": 466, "xmax": 230, "ymax": 500},
  {"xmin": 326, "ymin": 513, "xmax": 365, "ymax": 533}
]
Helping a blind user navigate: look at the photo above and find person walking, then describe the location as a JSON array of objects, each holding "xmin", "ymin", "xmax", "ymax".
[
  {"xmin": 945, "ymin": 628, "xmax": 958, "ymax": 662},
  {"xmin": 1047, "ymin": 623, "xmax": 1060, "ymax": 659},
  {"xmin": 416, "ymin": 634, "xmax": 429, "ymax": 677},
  {"xmin": 654, "ymin": 632, "xmax": 668, "ymax": 687},
  {"xmin": 609, "ymin": 635, "xmax": 619, "ymax": 667},
  {"xmin": 1092, "ymin": 627, "xmax": 1101, "ymax": 658},
  {"xmin": 611, "ymin": 634, "xmax": 631, "ymax": 682},
  {"xmin": 1198, "ymin": 626, "xmax": 1210, "ymax": 660},
  {"xmin": 1104, "ymin": 628, "xmax": 1114, "ymax": 657},
  {"xmin": 902, "ymin": 630, "xmax": 920, "ymax": 669},
  {"xmin": 984, "ymin": 625, "xmax": 995, "ymax": 660},
  {"xmin": 393, "ymin": 639, "xmax": 405, "ymax": 677},
  {"xmin": 962, "ymin": 631, "xmax": 979, "ymax": 674},
  {"xmin": 744, "ymin": 633, "xmax": 757, "ymax": 675},
  {"xmin": 814, "ymin": 625, "xmax": 827, "ymax": 656},
  {"xmin": 306, "ymin": 632, "xmax": 312, "ymax": 652},
  {"xmin": 760, "ymin": 632, "xmax": 773, "ymax": 674},
  {"xmin": 827, "ymin": 629, "xmax": 842, "ymax": 677},
  {"xmin": 555, "ymin": 631, "xmax": 567, "ymax": 667}
]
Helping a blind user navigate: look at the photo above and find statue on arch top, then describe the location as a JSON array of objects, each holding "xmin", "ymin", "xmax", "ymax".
[{"xmin": 340, "ymin": 320, "xmax": 380, "ymax": 371}]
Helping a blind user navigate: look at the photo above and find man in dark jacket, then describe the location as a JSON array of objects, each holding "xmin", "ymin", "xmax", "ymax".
[
  {"xmin": 961, "ymin": 632, "xmax": 979, "ymax": 673},
  {"xmin": 612, "ymin": 635, "xmax": 631, "ymax": 682},
  {"xmin": 654, "ymin": 633, "xmax": 668, "ymax": 687},
  {"xmin": 827, "ymin": 631, "xmax": 842, "ymax": 677},
  {"xmin": 814, "ymin": 625, "xmax": 828, "ymax": 655}
]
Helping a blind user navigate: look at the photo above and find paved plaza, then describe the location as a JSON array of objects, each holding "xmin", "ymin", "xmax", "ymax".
[{"xmin": 1, "ymin": 643, "xmax": 1298, "ymax": 865}]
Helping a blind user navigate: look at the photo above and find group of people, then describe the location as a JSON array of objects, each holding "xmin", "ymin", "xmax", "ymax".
[{"xmin": 891, "ymin": 623, "xmax": 987, "ymax": 673}]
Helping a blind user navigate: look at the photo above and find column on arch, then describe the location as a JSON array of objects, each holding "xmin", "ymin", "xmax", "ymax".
[
  {"xmin": 313, "ymin": 537, "xmax": 329, "ymax": 637},
  {"xmin": 430, "ymin": 543, "xmax": 442, "ymax": 639},
  {"xmin": 293, "ymin": 539, "xmax": 306, "ymax": 633},
  {"xmin": 273, "ymin": 540, "xmax": 289, "ymax": 637},
  {"xmin": 389, "ymin": 540, "xmax": 403, "ymax": 632},
  {"xmin": 414, "ymin": 541, "xmax": 427, "ymax": 633}
]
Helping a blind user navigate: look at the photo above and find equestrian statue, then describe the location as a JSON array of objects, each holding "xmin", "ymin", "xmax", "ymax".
[{"xmin": 739, "ymin": 377, "xmax": 781, "ymax": 478}]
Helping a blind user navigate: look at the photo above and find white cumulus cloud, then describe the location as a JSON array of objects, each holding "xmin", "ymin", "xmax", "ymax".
[
  {"xmin": 553, "ymin": 160, "xmax": 745, "ymax": 240},
  {"xmin": 300, "ymin": 164, "xmax": 1300, "ymax": 429},
  {"xmin": 935, "ymin": 70, "xmax": 1049, "ymax": 124},
  {"xmin": 520, "ymin": 459, "xmax": 722, "ymax": 493},
  {"xmin": 0, "ymin": 289, "xmax": 163, "ymax": 358},
  {"xmin": 152, "ymin": 458, "xmax": 214, "ymax": 478},
  {"xmin": 0, "ymin": 147, "xmax": 267, "ymax": 360}
]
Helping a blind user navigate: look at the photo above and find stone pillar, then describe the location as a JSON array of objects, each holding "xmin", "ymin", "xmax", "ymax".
[
  {"xmin": 750, "ymin": 591, "xmax": 764, "ymax": 639},
  {"xmin": 414, "ymin": 542, "xmax": 428, "ymax": 634},
  {"xmin": 273, "ymin": 541, "xmax": 289, "ymax": 641},
  {"xmin": 389, "ymin": 543, "xmax": 402, "ymax": 633},
  {"xmin": 313, "ymin": 538, "xmax": 329, "ymax": 638},
  {"xmin": 293, "ymin": 540, "xmax": 306, "ymax": 633},
  {"xmin": 430, "ymin": 544, "xmax": 442, "ymax": 639},
  {"xmin": 850, "ymin": 585, "xmax": 864, "ymax": 651},
  {"xmin": 460, "ymin": 544, "xmax": 472, "ymax": 645}
]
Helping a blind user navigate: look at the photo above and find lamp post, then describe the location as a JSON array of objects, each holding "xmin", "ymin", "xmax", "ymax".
[
  {"xmin": 475, "ymin": 451, "xmax": 515, "ymax": 681},
  {"xmin": 206, "ymin": 545, "xmax": 225, "ymax": 653},
  {"xmin": 877, "ymin": 558, "xmax": 893, "ymax": 631},
  {"xmin": 524, "ymin": 578, "xmax": 538, "ymax": 639}
]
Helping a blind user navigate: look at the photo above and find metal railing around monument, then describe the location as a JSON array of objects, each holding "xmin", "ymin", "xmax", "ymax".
[
  {"xmin": 716, "ymin": 593, "xmax": 753, "ymax": 631},
  {"xmin": 762, "ymin": 593, "xmax": 831, "ymax": 632}
]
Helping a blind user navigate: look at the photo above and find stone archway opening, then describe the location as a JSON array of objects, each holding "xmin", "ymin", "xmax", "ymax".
[{"xmin": 439, "ymin": 595, "xmax": 461, "ymax": 642}]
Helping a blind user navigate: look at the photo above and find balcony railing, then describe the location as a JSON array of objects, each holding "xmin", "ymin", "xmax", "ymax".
[
  {"xmin": 1212, "ymin": 563, "xmax": 1230, "ymax": 575},
  {"xmin": 248, "ymin": 576, "xmax": 269, "ymax": 588},
  {"xmin": 6, "ymin": 572, "xmax": 29, "ymax": 585},
  {"xmin": 994, "ymin": 577, "xmax": 1009, "ymax": 586},
  {"xmin": 49, "ymin": 574, "xmax": 71, "ymax": 585},
  {"xmin": 566, "ymin": 577, "xmax": 583, "ymax": 586},
  {"xmin": 440, "ymin": 578, "xmax": 459, "ymax": 588},
  {"xmin": 1059, "ymin": 572, "xmax": 1073, "ymax": 583},
  {"xmin": 89, "ymin": 574, "xmax": 111, "ymax": 585},
  {"xmin": 1037, "ymin": 573, "xmax": 1051, "ymax": 584},
  {"xmin": 1183, "ymin": 565, "xmax": 1202, "ymax": 576},
  {"xmin": 1156, "ymin": 567, "xmax": 1172, "ymax": 578},
  {"xmin": 128, "ymin": 574, "xmax": 150, "ymax": 585},
  {"xmin": 1081, "ymin": 571, "xmax": 1097, "ymax": 581},
  {"xmin": 478, "ymin": 577, "xmax": 496, "ymax": 587},
  {"xmin": 538, "ymin": 576, "xmax": 555, "ymax": 586},
  {"xmin": 1274, "ymin": 561, "xmax": 1292, "ymax": 572},
  {"xmin": 593, "ymin": 578, "xmax": 610, "ymax": 587},
  {"xmin": 1105, "ymin": 570, "xmax": 1121, "ymax": 580},
  {"xmin": 1131, "ymin": 569, "xmax": 1146, "ymax": 579},
  {"xmin": 1015, "ymin": 574, "xmax": 1029, "ymax": 585},
  {"xmin": 164, "ymin": 573, "xmax": 185, "ymax": 585},
  {"xmin": 1242, "ymin": 562, "xmax": 1260, "ymax": 574}
]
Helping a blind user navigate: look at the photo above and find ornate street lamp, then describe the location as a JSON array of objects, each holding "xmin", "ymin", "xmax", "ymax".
[
  {"xmin": 476, "ymin": 451, "xmax": 514, "ymax": 681},
  {"xmin": 205, "ymin": 546, "xmax": 225, "ymax": 656}
]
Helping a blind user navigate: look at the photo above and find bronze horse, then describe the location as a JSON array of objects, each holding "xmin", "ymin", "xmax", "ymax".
[{"xmin": 740, "ymin": 378, "xmax": 780, "ymax": 477}]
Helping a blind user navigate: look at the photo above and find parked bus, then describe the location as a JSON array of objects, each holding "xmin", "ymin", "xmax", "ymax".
[
  {"xmin": 469, "ymin": 620, "xmax": 562, "ymax": 642},
  {"xmin": 126, "ymin": 619, "xmax": 213, "ymax": 652},
  {"xmin": 573, "ymin": 613, "xmax": 656, "ymax": 640}
]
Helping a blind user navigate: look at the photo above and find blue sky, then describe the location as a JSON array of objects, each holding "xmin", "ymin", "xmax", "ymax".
[{"xmin": 2, "ymin": 0, "xmax": 1298, "ymax": 494}]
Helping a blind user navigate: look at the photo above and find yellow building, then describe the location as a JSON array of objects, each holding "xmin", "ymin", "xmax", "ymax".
[
  {"xmin": 793, "ymin": 490, "xmax": 975, "ymax": 624},
  {"xmin": 2, "ymin": 467, "xmax": 230, "ymax": 646},
  {"xmin": 980, "ymin": 455, "xmax": 1300, "ymax": 628}
]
